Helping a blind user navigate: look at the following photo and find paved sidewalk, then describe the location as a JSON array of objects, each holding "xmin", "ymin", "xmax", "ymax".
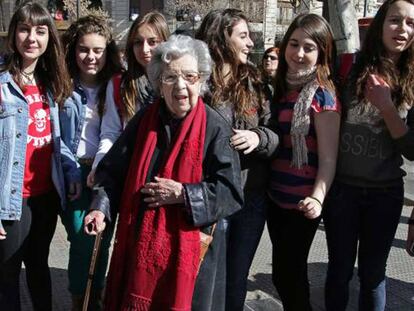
[
  {"xmin": 244, "ymin": 204, "xmax": 414, "ymax": 311},
  {"xmin": 19, "ymin": 205, "xmax": 414, "ymax": 311},
  {"xmin": 20, "ymin": 179, "xmax": 414, "ymax": 311},
  {"xmin": 244, "ymin": 161, "xmax": 414, "ymax": 311}
]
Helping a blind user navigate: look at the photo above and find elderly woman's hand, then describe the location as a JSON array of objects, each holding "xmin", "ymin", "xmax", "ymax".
[
  {"xmin": 142, "ymin": 176, "xmax": 185, "ymax": 207},
  {"xmin": 230, "ymin": 129, "xmax": 260, "ymax": 154},
  {"xmin": 84, "ymin": 210, "xmax": 106, "ymax": 235}
]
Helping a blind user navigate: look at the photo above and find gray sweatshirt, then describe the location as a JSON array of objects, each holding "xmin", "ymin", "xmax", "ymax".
[{"xmin": 336, "ymin": 91, "xmax": 414, "ymax": 187}]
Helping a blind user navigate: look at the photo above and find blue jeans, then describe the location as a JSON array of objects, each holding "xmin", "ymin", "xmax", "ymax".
[
  {"xmin": 323, "ymin": 181, "xmax": 403, "ymax": 311},
  {"xmin": 225, "ymin": 190, "xmax": 268, "ymax": 311}
]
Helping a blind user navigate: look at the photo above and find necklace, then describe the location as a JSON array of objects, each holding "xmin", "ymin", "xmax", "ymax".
[
  {"xmin": 23, "ymin": 69, "xmax": 35, "ymax": 75},
  {"xmin": 21, "ymin": 70, "xmax": 36, "ymax": 85}
]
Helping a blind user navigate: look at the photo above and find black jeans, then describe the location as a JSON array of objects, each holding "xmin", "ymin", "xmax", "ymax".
[
  {"xmin": 323, "ymin": 181, "xmax": 403, "ymax": 311},
  {"xmin": 0, "ymin": 191, "xmax": 59, "ymax": 311},
  {"xmin": 267, "ymin": 203, "xmax": 320, "ymax": 311}
]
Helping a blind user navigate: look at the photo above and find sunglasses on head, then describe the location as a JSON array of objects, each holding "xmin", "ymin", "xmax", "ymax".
[{"xmin": 264, "ymin": 55, "xmax": 278, "ymax": 61}]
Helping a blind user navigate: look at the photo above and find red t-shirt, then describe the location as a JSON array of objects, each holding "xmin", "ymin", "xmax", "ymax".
[{"xmin": 22, "ymin": 85, "xmax": 54, "ymax": 197}]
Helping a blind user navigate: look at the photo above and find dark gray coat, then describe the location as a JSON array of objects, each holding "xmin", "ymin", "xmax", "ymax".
[
  {"xmin": 208, "ymin": 98, "xmax": 279, "ymax": 192},
  {"xmin": 91, "ymin": 102, "xmax": 244, "ymax": 311}
]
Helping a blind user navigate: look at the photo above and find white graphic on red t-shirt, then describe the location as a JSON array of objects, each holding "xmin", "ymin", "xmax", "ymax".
[
  {"xmin": 33, "ymin": 108, "xmax": 47, "ymax": 132},
  {"xmin": 23, "ymin": 85, "xmax": 54, "ymax": 197},
  {"xmin": 26, "ymin": 94, "xmax": 52, "ymax": 148}
]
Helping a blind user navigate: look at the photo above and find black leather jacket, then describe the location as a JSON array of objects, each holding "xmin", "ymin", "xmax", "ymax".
[{"xmin": 90, "ymin": 101, "xmax": 244, "ymax": 226}]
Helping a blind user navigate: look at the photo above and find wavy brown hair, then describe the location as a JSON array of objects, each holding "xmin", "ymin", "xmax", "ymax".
[
  {"xmin": 121, "ymin": 11, "xmax": 170, "ymax": 121},
  {"xmin": 273, "ymin": 14, "xmax": 336, "ymax": 103},
  {"xmin": 195, "ymin": 8, "xmax": 264, "ymax": 121},
  {"xmin": 351, "ymin": 0, "xmax": 414, "ymax": 108},
  {"xmin": 61, "ymin": 15, "xmax": 123, "ymax": 117},
  {"xmin": 3, "ymin": 1, "xmax": 71, "ymax": 105}
]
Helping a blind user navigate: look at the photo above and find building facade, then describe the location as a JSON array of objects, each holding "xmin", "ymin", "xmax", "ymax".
[{"xmin": 0, "ymin": 0, "xmax": 382, "ymax": 49}]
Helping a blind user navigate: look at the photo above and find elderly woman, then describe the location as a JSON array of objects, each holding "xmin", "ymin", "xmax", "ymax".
[{"xmin": 83, "ymin": 35, "xmax": 243, "ymax": 311}]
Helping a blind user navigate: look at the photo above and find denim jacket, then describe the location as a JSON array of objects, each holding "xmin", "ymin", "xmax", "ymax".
[
  {"xmin": 0, "ymin": 71, "xmax": 81, "ymax": 220},
  {"xmin": 60, "ymin": 81, "xmax": 123, "ymax": 170},
  {"xmin": 60, "ymin": 81, "xmax": 88, "ymax": 155}
]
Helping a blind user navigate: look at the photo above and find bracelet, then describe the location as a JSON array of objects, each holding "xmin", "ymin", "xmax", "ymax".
[
  {"xmin": 408, "ymin": 218, "xmax": 414, "ymax": 225},
  {"xmin": 309, "ymin": 196, "xmax": 323, "ymax": 206}
]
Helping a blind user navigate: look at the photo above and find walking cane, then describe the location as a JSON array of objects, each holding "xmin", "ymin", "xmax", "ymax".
[{"xmin": 82, "ymin": 231, "xmax": 103, "ymax": 311}]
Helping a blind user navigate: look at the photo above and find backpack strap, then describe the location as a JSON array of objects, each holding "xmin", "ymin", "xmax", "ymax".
[
  {"xmin": 112, "ymin": 74, "xmax": 123, "ymax": 124},
  {"xmin": 338, "ymin": 53, "xmax": 356, "ymax": 87}
]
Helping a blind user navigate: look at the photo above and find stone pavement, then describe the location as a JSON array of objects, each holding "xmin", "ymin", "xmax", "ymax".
[
  {"xmin": 20, "ymin": 182, "xmax": 414, "ymax": 311},
  {"xmin": 244, "ymin": 204, "xmax": 414, "ymax": 311}
]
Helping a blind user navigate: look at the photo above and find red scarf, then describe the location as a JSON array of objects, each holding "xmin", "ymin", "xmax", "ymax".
[{"xmin": 105, "ymin": 98, "xmax": 206, "ymax": 311}]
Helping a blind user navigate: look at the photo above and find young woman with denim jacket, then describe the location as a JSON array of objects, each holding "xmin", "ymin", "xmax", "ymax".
[
  {"xmin": 0, "ymin": 2, "xmax": 80, "ymax": 311},
  {"xmin": 324, "ymin": 1, "xmax": 414, "ymax": 310},
  {"xmin": 59, "ymin": 15, "xmax": 123, "ymax": 311},
  {"xmin": 86, "ymin": 11, "xmax": 170, "ymax": 187}
]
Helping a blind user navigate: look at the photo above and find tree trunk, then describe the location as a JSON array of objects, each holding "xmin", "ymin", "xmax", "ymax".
[{"xmin": 327, "ymin": 0, "xmax": 360, "ymax": 54}]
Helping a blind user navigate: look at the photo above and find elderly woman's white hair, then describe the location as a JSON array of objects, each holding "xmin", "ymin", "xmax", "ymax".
[{"xmin": 147, "ymin": 35, "xmax": 212, "ymax": 95}]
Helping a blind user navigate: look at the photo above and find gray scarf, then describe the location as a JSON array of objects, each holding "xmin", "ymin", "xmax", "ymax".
[{"xmin": 286, "ymin": 67, "xmax": 319, "ymax": 169}]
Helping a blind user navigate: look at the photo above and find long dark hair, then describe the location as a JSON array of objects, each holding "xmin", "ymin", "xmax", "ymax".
[
  {"xmin": 121, "ymin": 11, "xmax": 170, "ymax": 121},
  {"xmin": 352, "ymin": 0, "xmax": 414, "ymax": 108},
  {"xmin": 273, "ymin": 13, "xmax": 336, "ymax": 103},
  {"xmin": 3, "ymin": 1, "xmax": 71, "ymax": 105},
  {"xmin": 62, "ymin": 15, "xmax": 123, "ymax": 117},
  {"xmin": 196, "ymin": 8, "xmax": 264, "ymax": 121}
]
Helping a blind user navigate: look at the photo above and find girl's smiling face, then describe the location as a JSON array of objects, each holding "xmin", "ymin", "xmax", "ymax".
[
  {"xmin": 229, "ymin": 20, "xmax": 254, "ymax": 64},
  {"xmin": 285, "ymin": 27, "xmax": 319, "ymax": 73},
  {"xmin": 75, "ymin": 33, "xmax": 107, "ymax": 82}
]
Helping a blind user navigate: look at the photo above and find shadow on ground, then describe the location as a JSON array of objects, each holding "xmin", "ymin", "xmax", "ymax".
[{"xmin": 247, "ymin": 262, "xmax": 414, "ymax": 311}]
